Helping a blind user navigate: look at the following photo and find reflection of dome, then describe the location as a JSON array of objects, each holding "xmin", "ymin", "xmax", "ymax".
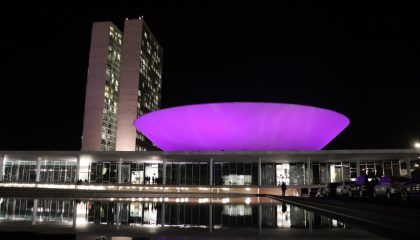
[{"xmin": 134, "ymin": 102, "xmax": 350, "ymax": 151}]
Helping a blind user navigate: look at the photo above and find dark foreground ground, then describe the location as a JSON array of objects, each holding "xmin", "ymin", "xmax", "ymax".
[{"xmin": 269, "ymin": 195, "xmax": 420, "ymax": 239}]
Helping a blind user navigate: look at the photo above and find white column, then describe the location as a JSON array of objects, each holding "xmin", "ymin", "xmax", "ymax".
[
  {"xmin": 161, "ymin": 203, "xmax": 165, "ymax": 229},
  {"xmin": 15, "ymin": 161, "xmax": 20, "ymax": 181},
  {"xmin": 0, "ymin": 154, "xmax": 4, "ymax": 181},
  {"xmin": 177, "ymin": 162, "xmax": 181, "ymax": 185},
  {"xmin": 258, "ymin": 158, "xmax": 262, "ymax": 186},
  {"xmin": 32, "ymin": 199, "xmax": 38, "ymax": 225},
  {"xmin": 399, "ymin": 160, "xmax": 402, "ymax": 176},
  {"xmin": 209, "ymin": 204, "xmax": 213, "ymax": 233},
  {"xmin": 307, "ymin": 158, "xmax": 311, "ymax": 185},
  {"xmin": 12, "ymin": 199, "xmax": 16, "ymax": 216},
  {"xmin": 356, "ymin": 159, "xmax": 360, "ymax": 177},
  {"xmin": 35, "ymin": 157, "xmax": 42, "ymax": 182},
  {"xmin": 258, "ymin": 204, "xmax": 262, "ymax": 234},
  {"xmin": 118, "ymin": 158, "xmax": 122, "ymax": 184},
  {"xmin": 340, "ymin": 161, "xmax": 344, "ymax": 182},
  {"xmin": 391, "ymin": 160, "xmax": 394, "ymax": 176},
  {"xmin": 162, "ymin": 158, "xmax": 166, "ymax": 185},
  {"xmin": 406, "ymin": 158, "xmax": 411, "ymax": 177},
  {"xmin": 209, "ymin": 158, "xmax": 213, "ymax": 186},
  {"xmin": 72, "ymin": 200, "xmax": 77, "ymax": 229},
  {"xmin": 116, "ymin": 202, "xmax": 121, "ymax": 229},
  {"xmin": 308, "ymin": 210, "xmax": 313, "ymax": 233},
  {"xmin": 381, "ymin": 161, "xmax": 385, "ymax": 176},
  {"xmin": 75, "ymin": 156, "xmax": 80, "ymax": 182}
]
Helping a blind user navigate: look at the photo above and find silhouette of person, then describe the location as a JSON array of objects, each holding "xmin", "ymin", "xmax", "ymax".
[
  {"xmin": 282, "ymin": 202, "xmax": 287, "ymax": 213},
  {"xmin": 281, "ymin": 181, "xmax": 287, "ymax": 196}
]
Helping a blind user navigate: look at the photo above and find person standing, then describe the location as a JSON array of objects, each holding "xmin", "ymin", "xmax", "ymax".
[{"xmin": 281, "ymin": 181, "xmax": 287, "ymax": 196}]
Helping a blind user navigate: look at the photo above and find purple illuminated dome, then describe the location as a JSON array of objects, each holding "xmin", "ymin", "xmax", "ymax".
[{"xmin": 134, "ymin": 102, "xmax": 350, "ymax": 151}]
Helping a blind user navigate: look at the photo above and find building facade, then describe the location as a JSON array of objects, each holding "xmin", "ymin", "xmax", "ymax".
[
  {"xmin": 1, "ymin": 150, "xmax": 419, "ymax": 195},
  {"xmin": 82, "ymin": 18, "xmax": 163, "ymax": 152},
  {"xmin": 82, "ymin": 22, "xmax": 123, "ymax": 151},
  {"xmin": 116, "ymin": 19, "xmax": 163, "ymax": 152}
]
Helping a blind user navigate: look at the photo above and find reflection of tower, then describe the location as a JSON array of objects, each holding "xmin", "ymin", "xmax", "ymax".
[
  {"xmin": 261, "ymin": 204, "xmax": 277, "ymax": 228},
  {"xmin": 143, "ymin": 202, "xmax": 158, "ymax": 224},
  {"xmin": 220, "ymin": 204, "xmax": 254, "ymax": 227},
  {"xmin": 277, "ymin": 203, "xmax": 291, "ymax": 228},
  {"xmin": 282, "ymin": 203, "xmax": 287, "ymax": 213},
  {"xmin": 222, "ymin": 205, "xmax": 252, "ymax": 216},
  {"xmin": 290, "ymin": 205, "xmax": 305, "ymax": 228},
  {"xmin": 75, "ymin": 201, "xmax": 90, "ymax": 227}
]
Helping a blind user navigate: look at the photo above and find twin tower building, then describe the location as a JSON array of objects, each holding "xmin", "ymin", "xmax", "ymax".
[{"xmin": 82, "ymin": 18, "xmax": 163, "ymax": 152}]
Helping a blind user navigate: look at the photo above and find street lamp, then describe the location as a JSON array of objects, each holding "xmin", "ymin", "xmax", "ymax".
[{"xmin": 415, "ymin": 142, "xmax": 420, "ymax": 149}]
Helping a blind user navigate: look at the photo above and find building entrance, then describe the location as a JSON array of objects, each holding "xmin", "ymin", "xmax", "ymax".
[{"xmin": 145, "ymin": 164, "xmax": 159, "ymax": 184}]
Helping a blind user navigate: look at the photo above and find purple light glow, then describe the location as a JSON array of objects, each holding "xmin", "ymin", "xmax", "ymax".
[{"xmin": 134, "ymin": 102, "xmax": 350, "ymax": 151}]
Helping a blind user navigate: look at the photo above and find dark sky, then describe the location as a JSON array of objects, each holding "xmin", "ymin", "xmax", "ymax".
[{"xmin": 1, "ymin": 3, "xmax": 419, "ymax": 151}]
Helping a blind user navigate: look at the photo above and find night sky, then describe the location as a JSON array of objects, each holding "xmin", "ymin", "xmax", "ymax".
[{"xmin": 2, "ymin": 3, "xmax": 419, "ymax": 151}]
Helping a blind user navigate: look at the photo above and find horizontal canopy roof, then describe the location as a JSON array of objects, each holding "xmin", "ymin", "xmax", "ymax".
[{"xmin": 1, "ymin": 149, "xmax": 419, "ymax": 163}]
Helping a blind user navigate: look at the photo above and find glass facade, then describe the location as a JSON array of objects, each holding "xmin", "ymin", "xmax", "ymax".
[
  {"xmin": 214, "ymin": 163, "xmax": 258, "ymax": 186},
  {"xmin": 101, "ymin": 25, "xmax": 122, "ymax": 151},
  {"xmin": 136, "ymin": 23, "xmax": 163, "ymax": 151},
  {"xmin": 2, "ymin": 160, "xmax": 76, "ymax": 183},
  {"xmin": 166, "ymin": 162, "xmax": 209, "ymax": 185},
  {"xmin": 276, "ymin": 164, "xmax": 290, "ymax": 185},
  {"xmin": 89, "ymin": 161, "xmax": 119, "ymax": 183},
  {"xmin": 262, "ymin": 163, "xmax": 277, "ymax": 186},
  {"xmin": 1, "ymin": 154, "xmax": 418, "ymax": 186},
  {"xmin": 289, "ymin": 163, "xmax": 306, "ymax": 185},
  {"xmin": 3, "ymin": 161, "xmax": 36, "ymax": 182},
  {"xmin": 39, "ymin": 161, "xmax": 77, "ymax": 183}
]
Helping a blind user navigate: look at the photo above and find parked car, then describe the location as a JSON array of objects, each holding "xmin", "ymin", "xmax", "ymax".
[
  {"xmin": 349, "ymin": 175, "xmax": 378, "ymax": 199},
  {"xmin": 336, "ymin": 181, "xmax": 352, "ymax": 197},
  {"xmin": 373, "ymin": 176, "xmax": 410, "ymax": 201},
  {"xmin": 404, "ymin": 178, "xmax": 420, "ymax": 201},
  {"xmin": 315, "ymin": 182, "xmax": 340, "ymax": 198}
]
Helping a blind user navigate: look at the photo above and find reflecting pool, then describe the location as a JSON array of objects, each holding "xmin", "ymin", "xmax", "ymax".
[{"xmin": 0, "ymin": 197, "xmax": 383, "ymax": 239}]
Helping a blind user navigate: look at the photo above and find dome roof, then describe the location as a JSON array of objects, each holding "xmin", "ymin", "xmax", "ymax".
[{"xmin": 134, "ymin": 102, "xmax": 350, "ymax": 151}]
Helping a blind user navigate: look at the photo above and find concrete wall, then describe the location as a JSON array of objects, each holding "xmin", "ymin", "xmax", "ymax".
[
  {"xmin": 116, "ymin": 20, "xmax": 143, "ymax": 151},
  {"xmin": 81, "ymin": 22, "xmax": 112, "ymax": 151}
]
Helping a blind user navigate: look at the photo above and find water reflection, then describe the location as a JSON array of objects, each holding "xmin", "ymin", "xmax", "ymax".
[{"xmin": 0, "ymin": 197, "xmax": 348, "ymax": 231}]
